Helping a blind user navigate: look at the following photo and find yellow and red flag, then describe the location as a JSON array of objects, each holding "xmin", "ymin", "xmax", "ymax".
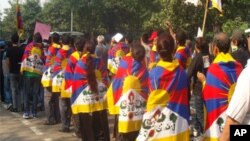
[
  {"xmin": 16, "ymin": 0, "xmax": 24, "ymax": 37},
  {"xmin": 209, "ymin": 0, "xmax": 223, "ymax": 14}
]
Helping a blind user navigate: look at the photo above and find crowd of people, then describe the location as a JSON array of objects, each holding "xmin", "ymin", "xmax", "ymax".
[{"xmin": 0, "ymin": 22, "xmax": 250, "ymax": 141}]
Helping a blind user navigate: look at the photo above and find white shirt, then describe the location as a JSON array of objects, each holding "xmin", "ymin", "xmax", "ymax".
[{"xmin": 226, "ymin": 59, "xmax": 250, "ymax": 124}]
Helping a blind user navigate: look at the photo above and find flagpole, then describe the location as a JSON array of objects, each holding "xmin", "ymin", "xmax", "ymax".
[{"xmin": 202, "ymin": 0, "xmax": 209, "ymax": 35}]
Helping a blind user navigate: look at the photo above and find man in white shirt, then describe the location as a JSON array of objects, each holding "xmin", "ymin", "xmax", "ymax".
[{"xmin": 220, "ymin": 58, "xmax": 250, "ymax": 141}]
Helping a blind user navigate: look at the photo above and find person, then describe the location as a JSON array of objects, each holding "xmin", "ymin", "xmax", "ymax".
[
  {"xmin": 42, "ymin": 33, "xmax": 61, "ymax": 125},
  {"xmin": 197, "ymin": 32, "xmax": 243, "ymax": 141},
  {"xmin": 6, "ymin": 33, "xmax": 24, "ymax": 112},
  {"xmin": 148, "ymin": 31, "xmax": 160, "ymax": 70},
  {"xmin": 64, "ymin": 36, "xmax": 86, "ymax": 137},
  {"xmin": 20, "ymin": 32, "xmax": 44, "ymax": 118},
  {"xmin": 107, "ymin": 42, "xmax": 148, "ymax": 141},
  {"xmin": 220, "ymin": 59, "xmax": 250, "ymax": 141},
  {"xmin": 187, "ymin": 37, "xmax": 211, "ymax": 136},
  {"xmin": 230, "ymin": 29, "xmax": 249, "ymax": 67},
  {"xmin": 52, "ymin": 34, "xmax": 74, "ymax": 132},
  {"xmin": 137, "ymin": 32, "xmax": 190, "ymax": 141},
  {"xmin": 140, "ymin": 33, "xmax": 151, "ymax": 68},
  {"xmin": 2, "ymin": 42, "xmax": 12, "ymax": 108},
  {"xmin": 71, "ymin": 40, "xmax": 110, "ymax": 141},
  {"xmin": 95, "ymin": 35, "xmax": 108, "ymax": 67},
  {"xmin": 175, "ymin": 29, "xmax": 192, "ymax": 69},
  {"xmin": 107, "ymin": 33, "xmax": 129, "ymax": 75}
]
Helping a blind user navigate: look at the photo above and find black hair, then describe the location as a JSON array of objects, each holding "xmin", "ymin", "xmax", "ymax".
[
  {"xmin": 74, "ymin": 37, "xmax": 86, "ymax": 51},
  {"xmin": 51, "ymin": 33, "xmax": 60, "ymax": 44},
  {"xmin": 131, "ymin": 42, "xmax": 146, "ymax": 62},
  {"xmin": 61, "ymin": 34, "xmax": 71, "ymax": 45},
  {"xmin": 176, "ymin": 29, "xmax": 187, "ymax": 46},
  {"xmin": 33, "ymin": 32, "xmax": 42, "ymax": 43},
  {"xmin": 11, "ymin": 32, "xmax": 19, "ymax": 44},
  {"xmin": 84, "ymin": 40, "xmax": 98, "ymax": 94},
  {"xmin": 125, "ymin": 34, "xmax": 133, "ymax": 45},
  {"xmin": 157, "ymin": 32, "xmax": 175, "ymax": 62},
  {"xmin": 213, "ymin": 32, "xmax": 230, "ymax": 53},
  {"xmin": 196, "ymin": 37, "xmax": 209, "ymax": 54}
]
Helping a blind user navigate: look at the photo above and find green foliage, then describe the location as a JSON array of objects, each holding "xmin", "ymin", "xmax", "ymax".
[
  {"xmin": 222, "ymin": 17, "xmax": 249, "ymax": 35},
  {"xmin": 1, "ymin": 0, "xmax": 249, "ymax": 40}
]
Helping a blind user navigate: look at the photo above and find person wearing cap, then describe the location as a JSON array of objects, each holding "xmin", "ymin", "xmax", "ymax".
[
  {"xmin": 107, "ymin": 33, "xmax": 129, "ymax": 75},
  {"xmin": 148, "ymin": 31, "xmax": 160, "ymax": 70},
  {"xmin": 230, "ymin": 29, "xmax": 250, "ymax": 67}
]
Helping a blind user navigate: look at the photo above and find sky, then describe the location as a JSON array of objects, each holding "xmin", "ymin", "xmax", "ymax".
[
  {"xmin": 0, "ymin": 0, "xmax": 47, "ymax": 18},
  {"xmin": 0, "ymin": 0, "xmax": 11, "ymax": 15}
]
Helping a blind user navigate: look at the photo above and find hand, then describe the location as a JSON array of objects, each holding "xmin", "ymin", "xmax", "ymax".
[
  {"xmin": 165, "ymin": 21, "xmax": 173, "ymax": 29},
  {"xmin": 197, "ymin": 72, "xmax": 206, "ymax": 83}
]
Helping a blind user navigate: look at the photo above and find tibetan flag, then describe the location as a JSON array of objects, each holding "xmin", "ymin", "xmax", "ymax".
[
  {"xmin": 41, "ymin": 43, "xmax": 61, "ymax": 87},
  {"xmin": 107, "ymin": 42, "xmax": 129, "ymax": 74},
  {"xmin": 209, "ymin": 0, "xmax": 223, "ymax": 14},
  {"xmin": 52, "ymin": 46, "xmax": 74, "ymax": 92},
  {"xmin": 71, "ymin": 53, "xmax": 108, "ymax": 114},
  {"xmin": 175, "ymin": 45, "xmax": 192, "ymax": 69},
  {"xmin": 203, "ymin": 53, "xmax": 242, "ymax": 141},
  {"xmin": 107, "ymin": 54, "xmax": 149, "ymax": 133},
  {"xmin": 62, "ymin": 51, "xmax": 82, "ymax": 98},
  {"xmin": 20, "ymin": 42, "xmax": 44, "ymax": 75},
  {"xmin": 148, "ymin": 45, "xmax": 160, "ymax": 70},
  {"xmin": 137, "ymin": 60, "xmax": 190, "ymax": 141},
  {"xmin": 16, "ymin": 0, "xmax": 24, "ymax": 37}
]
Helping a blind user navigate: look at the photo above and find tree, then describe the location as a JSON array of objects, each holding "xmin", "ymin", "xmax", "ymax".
[
  {"xmin": 1, "ymin": 0, "xmax": 42, "ymax": 39},
  {"xmin": 1, "ymin": 0, "xmax": 17, "ymax": 40},
  {"xmin": 22, "ymin": 0, "xmax": 42, "ymax": 36}
]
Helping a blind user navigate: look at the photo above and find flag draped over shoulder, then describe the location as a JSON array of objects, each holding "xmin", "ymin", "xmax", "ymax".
[
  {"xmin": 203, "ymin": 53, "xmax": 242, "ymax": 141},
  {"xmin": 52, "ymin": 46, "xmax": 74, "ymax": 92},
  {"xmin": 148, "ymin": 45, "xmax": 160, "ymax": 70},
  {"xmin": 16, "ymin": 0, "xmax": 24, "ymax": 37},
  {"xmin": 209, "ymin": 0, "xmax": 222, "ymax": 13},
  {"xmin": 137, "ymin": 60, "xmax": 190, "ymax": 141},
  {"xmin": 107, "ymin": 43, "xmax": 129, "ymax": 74},
  {"xmin": 41, "ymin": 43, "xmax": 61, "ymax": 87},
  {"xmin": 175, "ymin": 46, "xmax": 192, "ymax": 69},
  {"xmin": 20, "ymin": 42, "xmax": 44, "ymax": 75},
  {"xmin": 107, "ymin": 53, "xmax": 149, "ymax": 133},
  {"xmin": 71, "ymin": 53, "xmax": 108, "ymax": 114},
  {"xmin": 62, "ymin": 51, "xmax": 82, "ymax": 98}
]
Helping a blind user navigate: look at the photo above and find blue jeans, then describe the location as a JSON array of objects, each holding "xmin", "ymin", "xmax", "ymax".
[
  {"xmin": 23, "ymin": 76, "xmax": 41, "ymax": 114},
  {"xmin": 3, "ymin": 74, "xmax": 11, "ymax": 104},
  {"xmin": 10, "ymin": 74, "xmax": 21, "ymax": 111}
]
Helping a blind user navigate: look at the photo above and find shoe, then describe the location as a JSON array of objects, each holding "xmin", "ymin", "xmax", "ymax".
[
  {"xmin": 32, "ymin": 113, "xmax": 38, "ymax": 118},
  {"xmin": 23, "ymin": 113, "xmax": 30, "ymax": 119},
  {"xmin": 58, "ymin": 128, "xmax": 70, "ymax": 133},
  {"xmin": 10, "ymin": 108, "xmax": 18, "ymax": 112},
  {"xmin": 43, "ymin": 121, "xmax": 57, "ymax": 125}
]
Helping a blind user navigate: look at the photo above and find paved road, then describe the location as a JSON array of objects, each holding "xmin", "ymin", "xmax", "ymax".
[{"xmin": 0, "ymin": 102, "xmax": 115, "ymax": 141}]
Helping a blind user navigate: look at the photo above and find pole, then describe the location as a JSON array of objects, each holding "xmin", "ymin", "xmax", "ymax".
[
  {"xmin": 71, "ymin": 9, "xmax": 73, "ymax": 32},
  {"xmin": 202, "ymin": 0, "xmax": 209, "ymax": 36}
]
